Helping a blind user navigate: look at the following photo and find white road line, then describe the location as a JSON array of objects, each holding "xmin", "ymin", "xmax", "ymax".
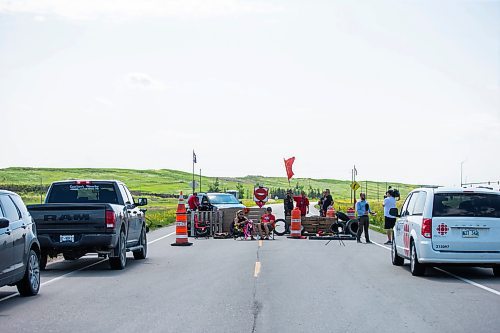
[
  {"xmin": 148, "ymin": 232, "xmax": 176, "ymax": 245},
  {"xmin": 0, "ymin": 231, "xmax": 176, "ymax": 303},
  {"xmin": 434, "ymin": 268, "xmax": 500, "ymax": 296},
  {"xmin": 369, "ymin": 238, "xmax": 500, "ymax": 297}
]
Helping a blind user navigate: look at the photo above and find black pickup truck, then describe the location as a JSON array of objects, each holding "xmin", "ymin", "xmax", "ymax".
[{"xmin": 28, "ymin": 180, "xmax": 148, "ymax": 270}]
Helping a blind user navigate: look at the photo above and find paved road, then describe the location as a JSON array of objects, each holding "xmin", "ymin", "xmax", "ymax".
[{"xmin": 1, "ymin": 224, "xmax": 499, "ymax": 332}]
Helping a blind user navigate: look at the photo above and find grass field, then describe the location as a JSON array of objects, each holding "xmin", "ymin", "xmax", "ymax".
[{"xmin": 0, "ymin": 167, "xmax": 422, "ymax": 229}]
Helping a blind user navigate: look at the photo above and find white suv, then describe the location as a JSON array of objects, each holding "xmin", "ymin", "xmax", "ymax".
[{"xmin": 391, "ymin": 187, "xmax": 500, "ymax": 276}]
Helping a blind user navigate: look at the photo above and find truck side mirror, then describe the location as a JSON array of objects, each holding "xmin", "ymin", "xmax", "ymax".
[
  {"xmin": 389, "ymin": 208, "xmax": 400, "ymax": 218},
  {"xmin": 137, "ymin": 198, "xmax": 148, "ymax": 206},
  {"xmin": 0, "ymin": 217, "xmax": 10, "ymax": 229}
]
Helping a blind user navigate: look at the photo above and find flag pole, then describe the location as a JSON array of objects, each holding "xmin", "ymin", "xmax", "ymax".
[{"xmin": 192, "ymin": 150, "xmax": 195, "ymax": 194}]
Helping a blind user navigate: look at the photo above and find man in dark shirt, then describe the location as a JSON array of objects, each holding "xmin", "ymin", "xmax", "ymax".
[
  {"xmin": 284, "ymin": 189, "xmax": 294, "ymax": 216},
  {"xmin": 322, "ymin": 189, "xmax": 334, "ymax": 214}
]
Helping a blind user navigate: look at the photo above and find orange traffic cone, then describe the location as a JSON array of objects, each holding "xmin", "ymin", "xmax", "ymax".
[
  {"xmin": 289, "ymin": 207, "xmax": 305, "ymax": 239},
  {"xmin": 326, "ymin": 206, "xmax": 336, "ymax": 218},
  {"xmin": 171, "ymin": 192, "xmax": 193, "ymax": 247}
]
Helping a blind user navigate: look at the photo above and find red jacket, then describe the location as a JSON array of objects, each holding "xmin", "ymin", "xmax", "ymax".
[
  {"xmin": 293, "ymin": 196, "xmax": 309, "ymax": 216},
  {"xmin": 188, "ymin": 195, "xmax": 200, "ymax": 210}
]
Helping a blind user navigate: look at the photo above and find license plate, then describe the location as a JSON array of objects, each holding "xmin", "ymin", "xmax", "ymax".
[
  {"xmin": 60, "ymin": 235, "xmax": 75, "ymax": 242},
  {"xmin": 462, "ymin": 229, "xmax": 479, "ymax": 238}
]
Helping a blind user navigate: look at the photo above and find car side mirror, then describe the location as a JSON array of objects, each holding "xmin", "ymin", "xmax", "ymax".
[
  {"xmin": 389, "ymin": 208, "xmax": 400, "ymax": 218},
  {"xmin": 239, "ymin": 200, "xmax": 243, "ymax": 204},
  {"xmin": 137, "ymin": 198, "xmax": 148, "ymax": 206},
  {"xmin": 0, "ymin": 217, "xmax": 10, "ymax": 228}
]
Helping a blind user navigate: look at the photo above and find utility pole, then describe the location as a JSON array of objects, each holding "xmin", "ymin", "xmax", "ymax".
[
  {"xmin": 199, "ymin": 169, "xmax": 202, "ymax": 192},
  {"xmin": 460, "ymin": 161, "xmax": 465, "ymax": 187}
]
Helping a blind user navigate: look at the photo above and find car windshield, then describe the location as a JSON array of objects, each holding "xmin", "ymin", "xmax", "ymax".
[
  {"xmin": 433, "ymin": 193, "xmax": 500, "ymax": 218},
  {"xmin": 48, "ymin": 183, "xmax": 119, "ymax": 204},
  {"xmin": 208, "ymin": 194, "xmax": 240, "ymax": 204}
]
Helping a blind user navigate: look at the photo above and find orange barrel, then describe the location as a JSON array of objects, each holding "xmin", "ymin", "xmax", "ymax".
[
  {"xmin": 171, "ymin": 192, "xmax": 193, "ymax": 246},
  {"xmin": 346, "ymin": 207, "xmax": 355, "ymax": 220},
  {"xmin": 290, "ymin": 207, "xmax": 302, "ymax": 238},
  {"xmin": 326, "ymin": 206, "xmax": 336, "ymax": 218}
]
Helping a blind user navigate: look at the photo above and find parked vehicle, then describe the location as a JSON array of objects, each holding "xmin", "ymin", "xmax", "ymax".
[
  {"xmin": 27, "ymin": 180, "xmax": 148, "ymax": 270},
  {"xmin": 0, "ymin": 190, "xmax": 41, "ymax": 296},
  {"xmin": 391, "ymin": 187, "xmax": 500, "ymax": 276},
  {"xmin": 195, "ymin": 192, "xmax": 246, "ymax": 211}
]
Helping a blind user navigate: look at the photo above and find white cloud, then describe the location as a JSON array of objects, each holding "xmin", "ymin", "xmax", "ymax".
[
  {"xmin": 125, "ymin": 72, "xmax": 167, "ymax": 91},
  {"xmin": 33, "ymin": 15, "xmax": 46, "ymax": 22},
  {"xmin": 0, "ymin": 0, "xmax": 282, "ymax": 20}
]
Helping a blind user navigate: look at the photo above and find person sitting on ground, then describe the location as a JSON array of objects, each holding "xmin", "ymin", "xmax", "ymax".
[
  {"xmin": 188, "ymin": 192, "xmax": 200, "ymax": 211},
  {"xmin": 260, "ymin": 207, "xmax": 276, "ymax": 240},
  {"xmin": 231, "ymin": 210, "xmax": 255, "ymax": 240},
  {"xmin": 293, "ymin": 191, "xmax": 310, "ymax": 217}
]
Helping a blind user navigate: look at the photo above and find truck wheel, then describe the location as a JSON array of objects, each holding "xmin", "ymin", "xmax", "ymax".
[
  {"xmin": 410, "ymin": 241, "xmax": 426, "ymax": 276},
  {"xmin": 109, "ymin": 230, "xmax": 127, "ymax": 270},
  {"xmin": 346, "ymin": 219, "xmax": 359, "ymax": 236},
  {"xmin": 493, "ymin": 266, "xmax": 500, "ymax": 277},
  {"xmin": 133, "ymin": 226, "xmax": 148, "ymax": 260},
  {"xmin": 273, "ymin": 219, "xmax": 287, "ymax": 236},
  {"xmin": 17, "ymin": 249, "xmax": 40, "ymax": 296},
  {"xmin": 391, "ymin": 241, "xmax": 404, "ymax": 266},
  {"xmin": 40, "ymin": 251, "xmax": 48, "ymax": 271}
]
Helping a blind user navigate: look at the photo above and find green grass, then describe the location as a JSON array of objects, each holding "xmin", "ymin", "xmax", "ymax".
[{"xmin": 0, "ymin": 167, "xmax": 422, "ymax": 229}]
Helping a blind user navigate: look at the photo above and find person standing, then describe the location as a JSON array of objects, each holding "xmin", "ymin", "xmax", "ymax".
[
  {"xmin": 383, "ymin": 189, "xmax": 397, "ymax": 245},
  {"xmin": 318, "ymin": 191, "xmax": 326, "ymax": 217},
  {"xmin": 188, "ymin": 192, "xmax": 200, "ymax": 211},
  {"xmin": 284, "ymin": 189, "xmax": 294, "ymax": 217},
  {"xmin": 355, "ymin": 193, "xmax": 376, "ymax": 243},
  {"xmin": 322, "ymin": 189, "xmax": 334, "ymax": 215},
  {"xmin": 293, "ymin": 191, "xmax": 310, "ymax": 217}
]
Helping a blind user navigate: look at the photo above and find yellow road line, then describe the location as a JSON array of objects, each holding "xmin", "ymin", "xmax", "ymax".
[{"xmin": 254, "ymin": 261, "xmax": 261, "ymax": 277}]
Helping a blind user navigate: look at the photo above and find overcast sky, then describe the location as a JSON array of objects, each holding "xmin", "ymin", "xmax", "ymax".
[{"xmin": 1, "ymin": 0, "xmax": 499, "ymax": 186}]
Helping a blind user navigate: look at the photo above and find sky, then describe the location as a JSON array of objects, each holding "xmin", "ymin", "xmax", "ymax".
[{"xmin": 0, "ymin": 0, "xmax": 499, "ymax": 186}]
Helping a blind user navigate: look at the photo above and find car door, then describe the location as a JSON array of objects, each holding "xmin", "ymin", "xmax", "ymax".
[
  {"xmin": 9, "ymin": 194, "xmax": 32, "ymax": 276},
  {"xmin": 119, "ymin": 185, "xmax": 140, "ymax": 244},
  {"xmin": 395, "ymin": 193, "xmax": 412, "ymax": 257},
  {"xmin": 0, "ymin": 195, "xmax": 25, "ymax": 275},
  {"xmin": 0, "ymin": 195, "xmax": 15, "ymax": 282}
]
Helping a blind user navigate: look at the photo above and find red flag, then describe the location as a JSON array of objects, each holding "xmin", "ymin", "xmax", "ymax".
[{"xmin": 284, "ymin": 157, "xmax": 295, "ymax": 180}]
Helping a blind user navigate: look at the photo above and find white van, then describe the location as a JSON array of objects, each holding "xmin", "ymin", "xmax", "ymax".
[{"xmin": 391, "ymin": 187, "xmax": 500, "ymax": 276}]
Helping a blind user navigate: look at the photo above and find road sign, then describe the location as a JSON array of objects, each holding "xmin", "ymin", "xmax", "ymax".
[
  {"xmin": 351, "ymin": 181, "xmax": 360, "ymax": 191},
  {"xmin": 253, "ymin": 186, "xmax": 269, "ymax": 208}
]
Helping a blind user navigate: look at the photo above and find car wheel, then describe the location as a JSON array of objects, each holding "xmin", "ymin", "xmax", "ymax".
[
  {"xmin": 39, "ymin": 251, "xmax": 48, "ymax": 271},
  {"xmin": 109, "ymin": 230, "xmax": 127, "ymax": 270},
  {"xmin": 493, "ymin": 266, "xmax": 500, "ymax": 277},
  {"xmin": 273, "ymin": 219, "xmax": 287, "ymax": 236},
  {"xmin": 17, "ymin": 249, "xmax": 40, "ymax": 296},
  {"xmin": 410, "ymin": 241, "xmax": 425, "ymax": 276},
  {"xmin": 391, "ymin": 241, "xmax": 404, "ymax": 266},
  {"xmin": 133, "ymin": 226, "xmax": 148, "ymax": 260}
]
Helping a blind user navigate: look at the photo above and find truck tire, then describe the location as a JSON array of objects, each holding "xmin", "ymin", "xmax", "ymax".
[
  {"xmin": 273, "ymin": 219, "xmax": 287, "ymax": 236},
  {"xmin": 17, "ymin": 249, "xmax": 40, "ymax": 296},
  {"xmin": 133, "ymin": 226, "xmax": 148, "ymax": 260},
  {"xmin": 346, "ymin": 219, "xmax": 359, "ymax": 236},
  {"xmin": 410, "ymin": 241, "xmax": 426, "ymax": 276},
  {"xmin": 391, "ymin": 241, "xmax": 404, "ymax": 266},
  {"xmin": 40, "ymin": 251, "xmax": 48, "ymax": 271},
  {"xmin": 109, "ymin": 230, "xmax": 127, "ymax": 270}
]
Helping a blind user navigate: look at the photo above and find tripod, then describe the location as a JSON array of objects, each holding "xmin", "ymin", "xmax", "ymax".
[{"xmin": 325, "ymin": 221, "xmax": 345, "ymax": 246}]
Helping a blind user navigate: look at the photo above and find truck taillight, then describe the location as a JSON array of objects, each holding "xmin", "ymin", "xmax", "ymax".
[
  {"xmin": 76, "ymin": 180, "xmax": 92, "ymax": 185},
  {"xmin": 422, "ymin": 218, "xmax": 432, "ymax": 238},
  {"xmin": 106, "ymin": 210, "xmax": 116, "ymax": 228}
]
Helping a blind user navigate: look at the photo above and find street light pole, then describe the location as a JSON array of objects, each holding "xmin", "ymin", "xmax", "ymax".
[{"xmin": 460, "ymin": 161, "xmax": 465, "ymax": 187}]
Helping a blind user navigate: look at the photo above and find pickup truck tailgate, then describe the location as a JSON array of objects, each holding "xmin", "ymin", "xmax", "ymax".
[{"xmin": 28, "ymin": 203, "xmax": 110, "ymax": 234}]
